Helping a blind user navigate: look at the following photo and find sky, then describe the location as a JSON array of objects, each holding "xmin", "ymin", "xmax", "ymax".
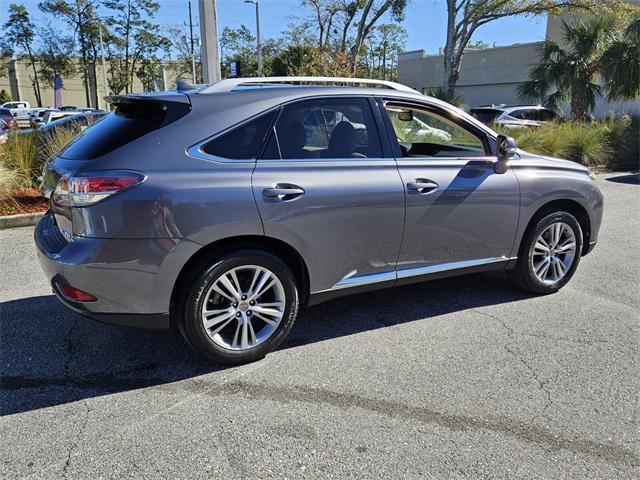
[{"xmin": 1, "ymin": 0, "xmax": 548, "ymax": 56}]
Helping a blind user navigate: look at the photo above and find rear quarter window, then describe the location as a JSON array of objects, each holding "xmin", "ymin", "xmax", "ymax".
[{"xmin": 201, "ymin": 111, "xmax": 276, "ymax": 160}]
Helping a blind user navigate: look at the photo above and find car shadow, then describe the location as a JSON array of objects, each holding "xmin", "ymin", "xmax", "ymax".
[
  {"xmin": 605, "ymin": 173, "xmax": 639, "ymax": 185},
  {"xmin": 1, "ymin": 272, "xmax": 532, "ymax": 416}
]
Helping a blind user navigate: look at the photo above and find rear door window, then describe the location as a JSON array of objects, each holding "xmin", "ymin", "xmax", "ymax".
[{"xmin": 262, "ymin": 97, "xmax": 382, "ymax": 160}]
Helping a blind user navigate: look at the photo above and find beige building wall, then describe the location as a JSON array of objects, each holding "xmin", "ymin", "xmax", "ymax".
[
  {"xmin": 398, "ymin": 42, "xmax": 543, "ymax": 107},
  {"xmin": 0, "ymin": 57, "xmax": 188, "ymax": 109},
  {"xmin": 397, "ymin": 6, "xmax": 640, "ymax": 117}
]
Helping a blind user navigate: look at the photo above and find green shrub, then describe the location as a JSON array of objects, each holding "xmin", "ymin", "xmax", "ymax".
[
  {"xmin": 0, "ymin": 117, "xmax": 96, "ymax": 187},
  {"xmin": 0, "ymin": 89, "xmax": 11, "ymax": 104},
  {"xmin": 601, "ymin": 115, "xmax": 640, "ymax": 169},
  {"xmin": 0, "ymin": 164, "xmax": 25, "ymax": 207},
  {"xmin": 39, "ymin": 128, "xmax": 78, "ymax": 163},
  {"xmin": 0, "ymin": 133, "xmax": 39, "ymax": 185},
  {"xmin": 493, "ymin": 120, "xmax": 627, "ymax": 167}
]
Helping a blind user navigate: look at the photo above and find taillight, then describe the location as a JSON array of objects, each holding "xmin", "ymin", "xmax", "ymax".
[{"xmin": 53, "ymin": 170, "xmax": 146, "ymax": 206}]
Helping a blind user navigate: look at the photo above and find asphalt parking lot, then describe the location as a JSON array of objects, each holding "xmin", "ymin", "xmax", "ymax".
[{"xmin": 1, "ymin": 172, "xmax": 638, "ymax": 479}]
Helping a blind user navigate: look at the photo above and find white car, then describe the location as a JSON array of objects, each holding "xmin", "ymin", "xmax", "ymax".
[
  {"xmin": 471, "ymin": 105, "xmax": 558, "ymax": 128},
  {"xmin": 1, "ymin": 101, "xmax": 33, "ymax": 126}
]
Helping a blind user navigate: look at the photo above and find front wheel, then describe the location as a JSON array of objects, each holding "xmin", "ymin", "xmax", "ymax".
[
  {"xmin": 181, "ymin": 250, "xmax": 299, "ymax": 365},
  {"xmin": 508, "ymin": 211, "xmax": 583, "ymax": 294}
]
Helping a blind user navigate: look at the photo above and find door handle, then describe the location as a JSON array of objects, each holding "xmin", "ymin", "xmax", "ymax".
[
  {"xmin": 407, "ymin": 179, "xmax": 438, "ymax": 193},
  {"xmin": 263, "ymin": 185, "xmax": 305, "ymax": 200}
]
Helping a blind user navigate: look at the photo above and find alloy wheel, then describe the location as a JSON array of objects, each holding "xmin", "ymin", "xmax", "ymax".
[
  {"xmin": 530, "ymin": 222, "xmax": 577, "ymax": 285},
  {"xmin": 201, "ymin": 265, "xmax": 286, "ymax": 351}
]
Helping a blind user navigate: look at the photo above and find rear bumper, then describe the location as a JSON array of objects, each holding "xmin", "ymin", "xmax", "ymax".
[{"xmin": 34, "ymin": 211, "xmax": 176, "ymax": 329}]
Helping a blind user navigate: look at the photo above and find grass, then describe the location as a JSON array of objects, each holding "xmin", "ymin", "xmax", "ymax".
[
  {"xmin": 0, "ymin": 164, "xmax": 25, "ymax": 212},
  {"xmin": 494, "ymin": 116, "xmax": 639, "ymax": 168}
]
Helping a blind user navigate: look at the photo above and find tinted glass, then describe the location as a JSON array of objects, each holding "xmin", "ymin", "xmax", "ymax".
[
  {"xmin": 59, "ymin": 102, "xmax": 168, "ymax": 160},
  {"xmin": 0, "ymin": 109, "xmax": 11, "ymax": 116},
  {"xmin": 386, "ymin": 103, "xmax": 486, "ymax": 158},
  {"xmin": 533, "ymin": 109, "xmax": 556, "ymax": 121},
  {"xmin": 202, "ymin": 111, "xmax": 276, "ymax": 160},
  {"xmin": 470, "ymin": 109, "xmax": 502, "ymax": 124},
  {"xmin": 263, "ymin": 97, "xmax": 381, "ymax": 159}
]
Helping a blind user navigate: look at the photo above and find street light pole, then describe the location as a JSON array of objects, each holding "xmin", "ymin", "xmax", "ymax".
[{"xmin": 244, "ymin": 0, "xmax": 263, "ymax": 77}]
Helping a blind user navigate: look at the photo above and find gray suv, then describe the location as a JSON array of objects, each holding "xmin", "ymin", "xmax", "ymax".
[{"xmin": 35, "ymin": 77, "xmax": 603, "ymax": 364}]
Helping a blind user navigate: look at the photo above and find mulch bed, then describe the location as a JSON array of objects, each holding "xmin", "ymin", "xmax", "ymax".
[{"xmin": 0, "ymin": 188, "xmax": 49, "ymax": 216}]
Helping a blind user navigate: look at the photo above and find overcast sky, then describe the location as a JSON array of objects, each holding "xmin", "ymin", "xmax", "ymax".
[{"xmin": 3, "ymin": 0, "xmax": 548, "ymax": 56}]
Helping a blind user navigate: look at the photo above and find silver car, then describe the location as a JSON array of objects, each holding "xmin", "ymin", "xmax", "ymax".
[
  {"xmin": 35, "ymin": 77, "xmax": 603, "ymax": 364},
  {"xmin": 471, "ymin": 105, "xmax": 558, "ymax": 128}
]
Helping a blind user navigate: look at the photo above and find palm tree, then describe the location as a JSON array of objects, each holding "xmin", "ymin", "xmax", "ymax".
[
  {"xmin": 518, "ymin": 17, "xmax": 639, "ymax": 121},
  {"xmin": 601, "ymin": 17, "xmax": 640, "ymax": 102}
]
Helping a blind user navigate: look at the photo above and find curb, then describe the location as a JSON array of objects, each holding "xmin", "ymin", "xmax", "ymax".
[{"xmin": 0, "ymin": 212, "xmax": 45, "ymax": 230}]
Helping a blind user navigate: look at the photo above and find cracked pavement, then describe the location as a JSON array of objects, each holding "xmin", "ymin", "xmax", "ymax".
[{"xmin": 1, "ymin": 172, "xmax": 638, "ymax": 479}]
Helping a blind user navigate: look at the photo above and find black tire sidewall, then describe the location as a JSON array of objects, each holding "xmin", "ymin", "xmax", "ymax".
[
  {"xmin": 182, "ymin": 250, "xmax": 299, "ymax": 364},
  {"xmin": 520, "ymin": 211, "xmax": 583, "ymax": 294}
]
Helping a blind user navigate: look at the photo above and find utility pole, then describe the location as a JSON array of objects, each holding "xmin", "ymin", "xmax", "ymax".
[
  {"xmin": 382, "ymin": 40, "xmax": 387, "ymax": 81},
  {"xmin": 98, "ymin": 23, "xmax": 109, "ymax": 108},
  {"xmin": 244, "ymin": 0, "xmax": 262, "ymax": 76},
  {"xmin": 198, "ymin": 0, "xmax": 221, "ymax": 84},
  {"xmin": 188, "ymin": 1, "xmax": 197, "ymax": 83}
]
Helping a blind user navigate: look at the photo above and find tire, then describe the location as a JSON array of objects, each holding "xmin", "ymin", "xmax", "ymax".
[
  {"xmin": 181, "ymin": 249, "xmax": 299, "ymax": 365},
  {"xmin": 508, "ymin": 211, "xmax": 583, "ymax": 294}
]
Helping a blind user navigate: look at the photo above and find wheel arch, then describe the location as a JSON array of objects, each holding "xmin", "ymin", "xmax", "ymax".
[
  {"xmin": 169, "ymin": 235, "xmax": 310, "ymax": 327},
  {"xmin": 518, "ymin": 199, "xmax": 591, "ymax": 257}
]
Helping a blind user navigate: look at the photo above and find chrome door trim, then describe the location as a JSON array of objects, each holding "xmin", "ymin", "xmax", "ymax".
[
  {"xmin": 312, "ymin": 256, "xmax": 515, "ymax": 294},
  {"xmin": 332, "ymin": 270, "xmax": 397, "ymax": 290},
  {"xmin": 396, "ymin": 256, "xmax": 513, "ymax": 279}
]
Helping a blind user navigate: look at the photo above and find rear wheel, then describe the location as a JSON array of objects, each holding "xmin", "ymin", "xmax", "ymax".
[
  {"xmin": 508, "ymin": 211, "xmax": 583, "ymax": 294},
  {"xmin": 181, "ymin": 250, "xmax": 299, "ymax": 364}
]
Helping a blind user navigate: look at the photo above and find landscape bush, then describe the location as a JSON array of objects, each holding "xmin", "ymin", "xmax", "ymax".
[{"xmin": 494, "ymin": 116, "xmax": 639, "ymax": 168}]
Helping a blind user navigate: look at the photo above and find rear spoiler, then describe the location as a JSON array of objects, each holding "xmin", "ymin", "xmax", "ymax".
[{"xmin": 105, "ymin": 92, "xmax": 191, "ymax": 127}]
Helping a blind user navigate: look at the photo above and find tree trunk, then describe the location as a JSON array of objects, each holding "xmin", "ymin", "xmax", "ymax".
[
  {"xmin": 570, "ymin": 89, "xmax": 589, "ymax": 122},
  {"xmin": 442, "ymin": 0, "xmax": 458, "ymax": 96},
  {"xmin": 350, "ymin": 0, "xmax": 375, "ymax": 73},
  {"xmin": 340, "ymin": 12, "xmax": 355, "ymax": 53},
  {"xmin": 26, "ymin": 47, "xmax": 42, "ymax": 107}
]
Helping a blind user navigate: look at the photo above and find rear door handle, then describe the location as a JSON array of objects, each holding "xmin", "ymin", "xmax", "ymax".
[
  {"xmin": 407, "ymin": 179, "xmax": 438, "ymax": 193},
  {"xmin": 263, "ymin": 185, "xmax": 305, "ymax": 200}
]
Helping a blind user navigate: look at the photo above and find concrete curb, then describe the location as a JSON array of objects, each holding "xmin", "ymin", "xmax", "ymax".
[{"xmin": 0, "ymin": 212, "xmax": 45, "ymax": 230}]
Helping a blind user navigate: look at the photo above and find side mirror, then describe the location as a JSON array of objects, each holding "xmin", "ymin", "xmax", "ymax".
[{"xmin": 495, "ymin": 134, "xmax": 516, "ymax": 174}]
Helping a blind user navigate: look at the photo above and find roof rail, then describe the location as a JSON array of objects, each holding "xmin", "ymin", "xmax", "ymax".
[{"xmin": 199, "ymin": 76, "xmax": 421, "ymax": 94}]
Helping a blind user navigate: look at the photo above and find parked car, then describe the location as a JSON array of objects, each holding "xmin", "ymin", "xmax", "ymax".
[
  {"xmin": 1, "ymin": 100, "xmax": 34, "ymax": 127},
  {"xmin": 35, "ymin": 77, "xmax": 603, "ymax": 365},
  {"xmin": 41, "ymin": 110, "xmax": 82, "ymax": 125},
  {"xmin": 0, "ymin": 108, "xmax": 18, "ymax": 130},
  {"xmin": 30, "ymin": 108, "xmax": 59, "ymax": 128},
  {"xmin": 470, "ymin": 105, "xmax": 558, "ymax": 128}
]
